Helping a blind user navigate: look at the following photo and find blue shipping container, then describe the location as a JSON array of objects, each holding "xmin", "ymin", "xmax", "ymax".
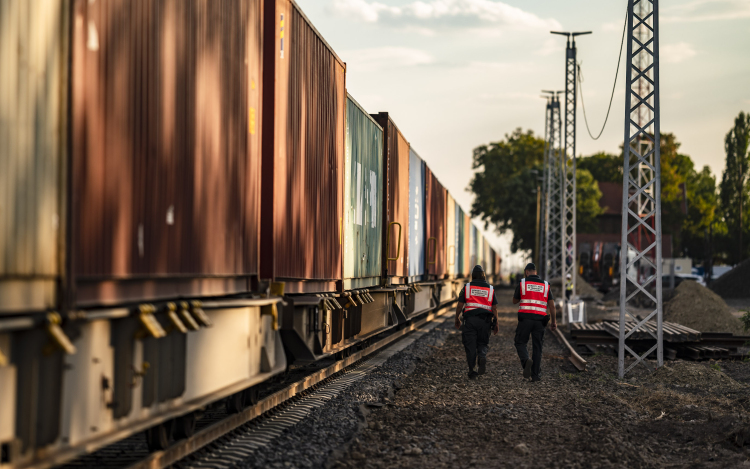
[{"xmin": 408, "ymin": 148, "xmax": 425, "ymax": 278}]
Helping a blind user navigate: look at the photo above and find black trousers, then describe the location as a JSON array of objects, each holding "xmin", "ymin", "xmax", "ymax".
[
  {"xmin": 514, "ymin": 318, "xmax": 547, "ymax": 379},
  {"xmin": 462, "ymin": 314, "xmax": 491, "ymax": 372}
]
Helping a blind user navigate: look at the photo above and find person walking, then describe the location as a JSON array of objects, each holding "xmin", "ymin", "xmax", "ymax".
[
  {"xmin": 512, "ymin": 263, "xmax": 557, "ymax": 382},
  {"xmin": 454, "ymin": 265, "xmax": 499, "ymax": 379}
]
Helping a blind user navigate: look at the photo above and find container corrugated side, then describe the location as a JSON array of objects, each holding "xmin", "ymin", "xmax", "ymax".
[
  {"xmin": 446, "ymin": 195, "xmax": 456, "ymax": 277},
  {"xmin": 343, "ymin": 95, "xmax": 383, "ymax": 288},
  {"xmin": 408, "ymin": 149, "xmax": 425, "ymax": 280},
  {"xmin": 0, "ymin": 0, "xmax": 70, "ymax": 313},
  {"xmin": 72, "ymin": 0, "xmax": 263, "ymax": 306},
  {"xmin": 371, "ymin": 113, "xmax": 409, "ymax": 281},
  {"xmin": 456, "ymin": 205, "xmax": 465, "ymax": 277},
  {"xmin": 470, "ymin": 224, "xmax": 478, "ymax": 268},
  {"xmin": 424, "ymin": 166, "xmax": 446, "ymax": 278},
  {"xmin": 463, "ymin": 212, "xmax": 470, "ymax": 276},
  {"xmin": 261, "ymin": 0, "xmax": 345, "ymax": 292}
]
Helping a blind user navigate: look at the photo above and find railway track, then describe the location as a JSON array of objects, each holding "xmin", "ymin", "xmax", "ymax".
[{"xmin": 58, "ymin": 305, "xmax": 453, "ymax": 469}]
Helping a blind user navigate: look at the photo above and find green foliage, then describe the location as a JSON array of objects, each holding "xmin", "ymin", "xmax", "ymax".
[
  {"xmin": 681, "ymin": 166, "xmax": 719, "ymax": 259},
  {"xmin": 741, "ymin": 310, "xmax": 750, "ymax": 333},
  {"xmin": 710, "ymin": 363, "xmax": 721, "ymax": 371},
  {"xmin": 576, "ymin": 169, "xmax": 605, "ymax": 233},
  {"xmin": 719, "ymin": 111, "xmax": 750, "ymax": 264},
  {"xmin": 468, "ymin": 129, "xmax": 603, "ymax": 258},
  {"xmin": 468, "ymin": 129, "xmax": 545, "ymax": 255},
  {"xmin": 577, "ymin": 152, "xmax": 623, "ymax": 183}
]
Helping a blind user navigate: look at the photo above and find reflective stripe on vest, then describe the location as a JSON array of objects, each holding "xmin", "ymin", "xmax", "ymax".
[
  {"xmin": 518, "ymin": 279, "xmax": 549, "ymax": 316},
  {"xmin": 464, "ymin": 284, "xmax": 494, "ymax": 312}
]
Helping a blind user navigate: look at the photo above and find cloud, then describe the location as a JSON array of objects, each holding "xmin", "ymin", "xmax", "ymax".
[
  {"xmin": 328, "ymin": 0, "xmax": 561, "ymax": 33},
  {"xmin": 661, "ymin": 42, "xmax": 697, "ymax": 64},
  {"xmin": 329, "ymin": 0, "xmax": 399, "ymax": 23},
  {"xmin": 535, "ymin": 37, "xmax": 562, "ymax": 56},
  {"xmin": 663, "ymin": 0, "xmax": 750, "ymax": 23},
  {"xmin": 340, "ymin": 46, "xmax": 434, "ymax": 72}
]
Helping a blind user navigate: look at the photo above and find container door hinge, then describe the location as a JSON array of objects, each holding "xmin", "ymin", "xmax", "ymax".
[
  {"xmin": 178, "ymin": 302, "xmax": 201, "ymax": 331},
  {"xmin": 190, "ymin": 301, "xmax": 213, "ymax": 328},
  {"xmin": 165, "ymin": 303, "xmax": 188, "ymax": 334},
  {"xmin": 45, "ymin": 312, "xmax": 77, "ymax": 355},
  {"xmin": 137, "ymin": 305, "xmax": 166, "ymax": 339},
  {"xmin": 261, "ymin": 303, "xmax": 279, "ymax": 331}
]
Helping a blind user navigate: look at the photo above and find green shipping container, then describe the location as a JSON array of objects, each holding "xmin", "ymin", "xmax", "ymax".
[{"xmin": 343, "ymin": 95, "xmax": 384, "ymax": 289}]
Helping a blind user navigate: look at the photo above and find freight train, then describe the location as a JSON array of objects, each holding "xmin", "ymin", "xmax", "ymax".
[{"xmin": 0, "ymin": 1, "xmax": 500, "ymax": 467}]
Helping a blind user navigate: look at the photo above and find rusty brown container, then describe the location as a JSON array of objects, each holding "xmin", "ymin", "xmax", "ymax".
[
  {"xmin": 424, "ymin": 166, "xmax": 446, "ymax": 278},
  {"xmin": 72, "ymin": 0, "xmax": 263, "ymax": 306},
  {"xmin": 261, "ymin": 0, "xmax": 346, "ymax": 293},
  {"xmin": 371, "ymin": 113, "xmax": 410, "ymax": 282}
]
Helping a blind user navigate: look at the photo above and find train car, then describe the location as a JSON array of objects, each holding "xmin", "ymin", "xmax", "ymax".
[
  {"xmin": 261, "ymin": 0, "xmax": 345, "ymax": 294},
  {"xmin": 0, "ymin": 0, "xmax": 287, "ymax": 466},
  {"xmin": 0, "ymin": 0, "xmax": 500, "ymax": 466}
]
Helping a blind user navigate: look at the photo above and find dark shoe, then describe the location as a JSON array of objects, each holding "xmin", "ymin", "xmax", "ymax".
[
  {"xmin": 523, "ymin": 359, "xmax": 533, "ymax": 379},
  {"xmin": 468, "ymin": 371, "xmax": 479, "ymax": 379},
  {"xmin": 531, "ymin": 376, "xmax": 541, "ymax": 382},
  {"xmin": 478, "ymin": 358, "xmax": 486, "ymax": 375}
]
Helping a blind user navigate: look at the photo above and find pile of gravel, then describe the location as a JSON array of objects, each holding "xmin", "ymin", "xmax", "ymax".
[
  {"xmin": 711, "ymin": 258, "xmax": 750, "ymax": 299},
  {"xmin": 664, "ymin": 281, "xmax": 745, "ymax": 334},
  {"xmin": 647, "ymin": 362, "xmax": 746, "ymax": 391},
  {"xmin": 576, "ymin": 274, "xmax": 603, "ymax": 301}
]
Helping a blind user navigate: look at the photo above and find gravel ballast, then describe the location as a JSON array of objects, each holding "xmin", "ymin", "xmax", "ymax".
[{"xmin": 214, "ymin": 289, "xmax": 750, "ymax": 469}]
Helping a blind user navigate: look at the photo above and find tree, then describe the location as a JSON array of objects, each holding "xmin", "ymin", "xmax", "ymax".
[
  {"xmin": 576, "ymin": 169, "xmax": 605, "ymax": 233},
  {"xmin": 681, "ymin": 166, "xmax": 718, "ymax": 260},
  {"xmin": 468, "ymin": 128, "xmax": 603, "ymax": 259},
  {"xmin": 469, "ymin": 129, "xmax": 545, "ymax": 256},
  {"xmin": 719, "ymin": 112, "xmax": 750, "ymax": 264},
  {"xmin": 577, "ymin": 152, "xmax": 623, "ymax": 183}
]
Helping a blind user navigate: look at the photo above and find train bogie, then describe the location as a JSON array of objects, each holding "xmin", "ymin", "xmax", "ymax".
[{"xmin": 0, "ymin": 300, "xmax": 285, "ymax": 467}]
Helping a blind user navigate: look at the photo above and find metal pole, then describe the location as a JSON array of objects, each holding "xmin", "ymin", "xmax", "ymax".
[
  {"xmin": 551, "ymin": 31, "xmax": 589, "ymax": 317},
  {"xmin": 535, "ymin": 185, "xmax": 541, "ymax": 267},
  {"xmin": 546, "ymin": 93, "xmax": 564, "ymax": 294},
  {"xmin": 618, "ymin": 0, "xmax": 662, "ymax": 378}
]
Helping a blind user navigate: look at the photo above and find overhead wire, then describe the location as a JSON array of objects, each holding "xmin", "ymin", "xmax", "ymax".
[{"xmin": 577, "ymin": 9, "xmax": 628, "ymax": 140}]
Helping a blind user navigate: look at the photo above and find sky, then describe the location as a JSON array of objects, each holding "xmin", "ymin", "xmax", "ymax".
[{"xmin": 295, "ymin": 0, "xmax": 750, "ymax": 273}]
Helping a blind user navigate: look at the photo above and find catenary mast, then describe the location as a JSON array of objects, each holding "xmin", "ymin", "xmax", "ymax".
[{"xmin": 618, "ymin": 0, "xmax": 663, "ymax": 378}]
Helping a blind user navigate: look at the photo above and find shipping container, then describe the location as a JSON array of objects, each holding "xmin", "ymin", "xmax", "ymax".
[
  {"xmin": 343, "ymin": 95, "xmax": 383, "ymax": 289},
  {"xmin": 455, "ymin": 204, "xmax": 465, "ymax": 277},
  {"xmin": 463, "ymin": 212, "xmax": 471, "ymax": 277},
  {"xmin": 261, "ymin": 0, "xmax": 346, "ymax": 293},
  {"xmin": 424, "ymin": 166, "xmax": 446, "ymax": 278},
  {"xmin": 446, "ymin": 195, "xmax": 456, "ymax": 278},
  {"xmin": 371, "ymin": 113, "xmax": 410, "ymax": 281},
  {"xmin": 470, "ymin": 223, "xmax": 478, "ymax": 268},
  {"xmin": 408, "ymin": 148, "xmax": 425, "ymax": 280},
  {"xmin": 0, "ymin": 0, "xmax": 70, "ymax": 314},
  {"xmin": 70, "ymin": 0, "xmax": 264, "ymax": 306}
]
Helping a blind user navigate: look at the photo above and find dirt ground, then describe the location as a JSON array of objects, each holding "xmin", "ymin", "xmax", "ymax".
[{"xmin": 329, "ymin": 289, "xmax": 750, "ymax": 469}]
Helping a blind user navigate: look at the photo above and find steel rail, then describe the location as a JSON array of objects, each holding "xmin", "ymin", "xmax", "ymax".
[
  {"xmin": 125, "ymin": 305, "xmax": 453, "ymax": 469},
  {"xmin": 553, "ymin": 328, "xmax": 587, "ymax": 371}
]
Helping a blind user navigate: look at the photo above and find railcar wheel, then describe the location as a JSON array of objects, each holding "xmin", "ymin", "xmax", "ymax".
[
  {"xmin": 225, "ymin": 391, "xmax": 244, "ymax": 414},
  {"xmin": 174, "ymin": 412, "xmax": 197, "ymax": 439},
  {"xmin": 145, "ymin": 420, "xmax": 173, "ymax": 451},
  {"xmin": 243, "ymin": 386, "xmax": 259, "ymax": 406}
]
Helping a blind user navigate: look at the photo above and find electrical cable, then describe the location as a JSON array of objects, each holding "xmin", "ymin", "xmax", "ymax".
[{"xmin": 577, "ymin": 9, "xmax": 628, "ymax": 140}]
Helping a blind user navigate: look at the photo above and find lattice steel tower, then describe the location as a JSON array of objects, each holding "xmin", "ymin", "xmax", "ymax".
[
  {"xmin": 551, "ymin": 31, "xmax": 590, "ymax": 319},
  {"xmin": 544, "ymin": 92, "xmax": 563, "ymax": 285},
  {"xmin": 619, "ymin": 0, "xmax": 662, "ymax": 378},
  {"xmin": 539, "ymin": 94, "xmax": 552, "ymax": 278}
]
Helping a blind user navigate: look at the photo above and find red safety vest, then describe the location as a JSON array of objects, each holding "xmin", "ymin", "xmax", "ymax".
[
  {"xmin": 518, "ymin": 278, "xmax": 550, "ymax": 316},
  {"xmin": 463, "ymin": 284, "xmax": 494, "ymax": 313}
]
